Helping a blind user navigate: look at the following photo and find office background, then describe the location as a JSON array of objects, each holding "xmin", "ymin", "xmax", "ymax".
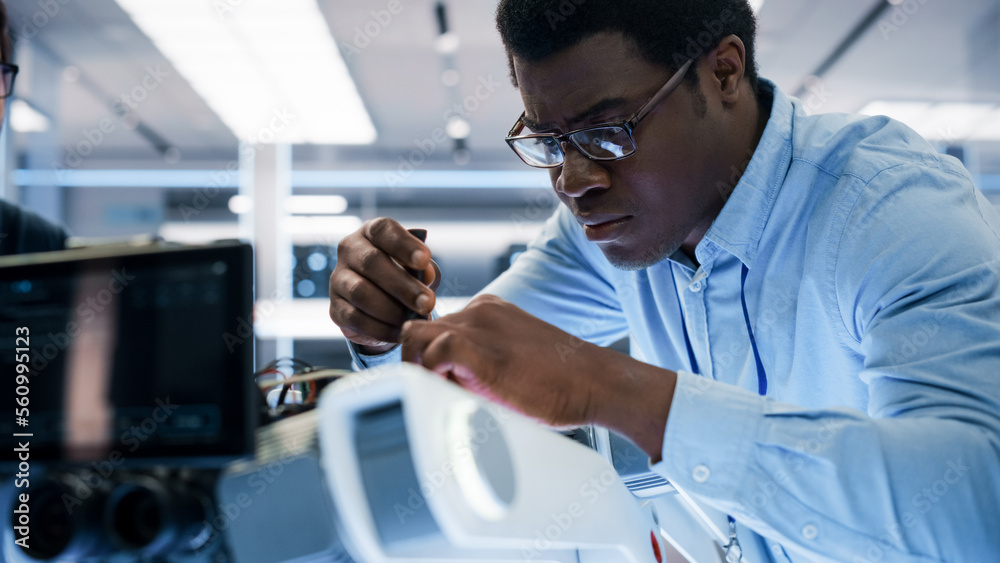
[{"xmin": 2, "ymin": 0, "xmax": 999, "ymax": 368}]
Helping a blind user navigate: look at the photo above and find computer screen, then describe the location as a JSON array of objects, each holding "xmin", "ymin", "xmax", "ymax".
[{"xmin": 0, "ymin": 243, "xmax": 255, "ymax": 468}]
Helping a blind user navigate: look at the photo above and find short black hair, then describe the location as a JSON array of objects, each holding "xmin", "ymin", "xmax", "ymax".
[
  {"xmin": 496, "ymin": 0, "xmax": 759, "ymax": 95},
  {"xmin": 0, "ymin": 0, "xmax": 10, "ymax": 64}
]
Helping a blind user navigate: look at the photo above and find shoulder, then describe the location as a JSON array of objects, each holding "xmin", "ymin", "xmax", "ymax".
[
  {"xmin": 0, "ymin": 200, "xmax": 69, "ymax": 255},
  {"xmin": 790, "ymin": 106, "xmax": 968, "ymax": 187}
]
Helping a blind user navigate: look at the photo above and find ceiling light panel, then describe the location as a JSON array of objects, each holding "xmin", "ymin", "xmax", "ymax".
[
  {"xmin": 114, "ymin": 0, "xmax": 376, "ymax": 145},
  {"xmin": 857, "ymin": 101, "xmax": 1000, "ymax": 142}
]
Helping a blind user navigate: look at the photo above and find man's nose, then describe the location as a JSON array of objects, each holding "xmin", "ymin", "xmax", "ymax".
[{"xmin": 555, "ymin": 143, "xmax": 611, "ymax": 198}]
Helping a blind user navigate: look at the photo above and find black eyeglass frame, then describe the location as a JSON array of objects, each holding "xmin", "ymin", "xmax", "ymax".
[
  {"xmin": 0, "ymin": 62, "xmax": 19, "ymax": 100},
  {"xmin": 505, "ymin": 58, "xmax": 694, "ymax": 169}
]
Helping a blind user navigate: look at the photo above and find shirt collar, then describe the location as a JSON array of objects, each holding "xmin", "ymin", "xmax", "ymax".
[{"xmin": 698, "ymin": 79, "xmax": 794, "ymax": 268}]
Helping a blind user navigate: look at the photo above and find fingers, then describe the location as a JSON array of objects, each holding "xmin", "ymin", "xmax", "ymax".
[
  {"xmin": 329, "ymin": 270, "xmax": 408, "ymax": 345},
  {"xmin": 425, "ymin": 260, "xmax": 440, "ymax": 291},
  {"xmin": 401, "ymin": 320, "xmax": 464, "ymax": 369},
  {"xmin": 362, "ymin": 218, "xmax": 431, "ymax": 272},
  {"xmin": 330, "ymin": 218, "xmax": 438, "ymax": 345},
  {"xmin": 337, "ymin": 247, "xmax": 433, "ymax": 317}
]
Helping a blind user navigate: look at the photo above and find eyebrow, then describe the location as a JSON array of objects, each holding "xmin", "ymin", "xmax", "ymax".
[{"xmin": 522, "ymin": 97, "xmax": 629, "ymax": 133}]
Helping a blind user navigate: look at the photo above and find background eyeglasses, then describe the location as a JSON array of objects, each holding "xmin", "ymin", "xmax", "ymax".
[
  {"xmin": 0, "ymin": 63, "xmax": 19, "ymax": 99},
  {"xmin": 505, "ymin": 58, "xmax": 693, "ymax": 169}
]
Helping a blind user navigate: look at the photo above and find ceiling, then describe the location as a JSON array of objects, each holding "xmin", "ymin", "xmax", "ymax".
[{"xmin": 5, "ymin": 0, "xmax": 1000, "ymax": 172}]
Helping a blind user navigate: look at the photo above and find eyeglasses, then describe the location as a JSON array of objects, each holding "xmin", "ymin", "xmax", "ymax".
[
  {"xmin": 1, "ymin": 63, "xmax": 18, "ymax": 99},
  {"xmin": 505, "ymin": 58, "xmax": 693, "ymax": 168}
]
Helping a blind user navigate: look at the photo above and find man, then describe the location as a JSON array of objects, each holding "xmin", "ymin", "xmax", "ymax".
[
  {"xmin": 0, "ymin": 0, "xmax": 69, "ymax": 255},
  {"xmin": 330, "ymin": 1, "xmax": 1000, "ymax": 560}
]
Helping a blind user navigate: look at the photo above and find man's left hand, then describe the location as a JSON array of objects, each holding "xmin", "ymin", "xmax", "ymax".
[
  {"xmin": 400, "ymin": 294, "xmax": 605, "ymax": 428},
  {"xmin": 400, "ymin": 295, "xmax": 678, "ymax": 461}
]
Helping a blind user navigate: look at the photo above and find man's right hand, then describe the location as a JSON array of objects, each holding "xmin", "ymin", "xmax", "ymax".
[{"xmin": 329, "ymin": 218, "xmax": 438, "ymax": 355}]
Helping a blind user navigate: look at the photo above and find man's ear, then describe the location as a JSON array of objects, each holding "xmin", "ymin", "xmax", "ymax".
[{"xmin": 708, "ymin": 34, "xmax": 747, "ymax": 106}]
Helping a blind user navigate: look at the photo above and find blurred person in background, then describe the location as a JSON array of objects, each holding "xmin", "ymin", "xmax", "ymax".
[{"xmin": 0, "ymin": 0, "xmax": 69, "ymax": 256}]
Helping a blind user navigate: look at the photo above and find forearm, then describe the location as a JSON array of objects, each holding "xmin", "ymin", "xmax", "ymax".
[{"xmin": 586, "ymin": 345, "xmax": 678, "ymax": 462}]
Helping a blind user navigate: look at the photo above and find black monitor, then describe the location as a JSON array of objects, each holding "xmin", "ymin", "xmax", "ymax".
[{"xmin": 0, "ymin": 242, "xmax": 256, "ymax": 469}]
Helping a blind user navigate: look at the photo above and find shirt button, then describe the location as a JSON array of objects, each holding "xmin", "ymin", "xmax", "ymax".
[
  {"xmin": 692, "ymin": 464, "xmax": 711, "ymax": 483},
  {"xmin": 801, "ymin": 524, "xmax": 819, "ymax": 540},
  {"xmin": 689, "ymin": 281, "xmax": 704, "ymax": 292}
]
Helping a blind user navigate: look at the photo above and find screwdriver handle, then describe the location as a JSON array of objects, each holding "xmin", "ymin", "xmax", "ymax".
[{"xmin": 406, "ymin": 228, "xmax": 428, "ymax": 321}]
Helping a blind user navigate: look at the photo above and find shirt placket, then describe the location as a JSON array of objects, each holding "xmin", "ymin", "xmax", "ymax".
[{"xmin": 672, "ymin": 261, "xmax": 714, "ymax": 381}]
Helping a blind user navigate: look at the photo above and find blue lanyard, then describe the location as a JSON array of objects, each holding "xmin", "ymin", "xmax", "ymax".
[
  {"xmin": 675, "ymin": 263, "xmax": 768, "ymax": 563},
  {"xmin": 673, "ymin": 263, "xmax": 768, "ymax": 395},
  {"xmin": 741, "ymin": 264, "xmax": 768, "ymax": 396}
]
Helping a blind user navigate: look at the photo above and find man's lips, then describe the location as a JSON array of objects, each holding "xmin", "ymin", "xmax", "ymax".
[{"xmin": 578, "ymin": 214, "xmax": 633, "ymax": 242}]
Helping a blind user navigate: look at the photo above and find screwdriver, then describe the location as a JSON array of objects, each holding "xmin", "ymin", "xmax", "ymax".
[{"xmin": 406, "ymin": 228, "xmax": 429, "ymax": 321}]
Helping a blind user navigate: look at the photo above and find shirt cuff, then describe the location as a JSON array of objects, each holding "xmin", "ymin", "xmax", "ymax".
[
  {"xmin": 348, "ymin": 342, "xmax": 402, "ymax": 371},
  {"xmin": 346, "ymin": 308, "xmax": 438, "ymax": 370},
  {"xmin": 651, "ymin": 370, "xmax": 767, "ymax": 506}
]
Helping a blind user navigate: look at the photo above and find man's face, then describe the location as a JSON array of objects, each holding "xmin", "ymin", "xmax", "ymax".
[{"xmin": 513, "ymin": 32, "xmax": 725, "ymax": 270}]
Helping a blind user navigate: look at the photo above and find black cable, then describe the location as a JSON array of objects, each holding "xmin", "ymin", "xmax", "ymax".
[{"xmin": 793, "ymin": 0, "xmax": 893, "ymax": 98}]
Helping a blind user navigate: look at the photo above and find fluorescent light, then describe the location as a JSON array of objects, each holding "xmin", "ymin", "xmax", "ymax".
[
  {"xmin": 857, "ymin": 101, "xmax": 933, "ymax": 128},
  {"xmin": 14, "ymin": 169, "xmax": 553, "ymax": 190},
  {"xmin": 857, "ymin": 101, "xmax": 1000, "ymax": 142},
  {"xmin": 914, "ymin": 103, "xmax": 994, "ymax": 141},
  {"xmin": 283, "ymin": 215, "xmax": 363, "ymax": 238},
  {"xmin": 253, "ymin": 296, "xmax": 472, "ymax": 339},
  {"xmin": 114, "ymin": 0, "xmax": 376, "ymax": 144},
  {"xmin": 434, "ymin": 32, "xmax": 460, "ymax": 54},
  {"xmin": 9, "ymin": 99, "xmax": 50, "ymax": 132},
  {"xmin": 749, "ymin": 0, "xmax": 767, "ymax": 12},
  {"xmin": 446, "ymin": 116, "xmax": 471, "ymax": 139},
  {"xmin": 284, "ymin": 195, "xmax": 348, "ymax": 215},
  {"xmin": 159, "ymin": 221, "xmax": 240, "ymax": 244},
  {"xmin": 228, "ymin": 195, "xmax": 254, "ymax": 214},
  {"xmin": 970, "ymin": 108, "xmax": 1000, "ymax": 141}
]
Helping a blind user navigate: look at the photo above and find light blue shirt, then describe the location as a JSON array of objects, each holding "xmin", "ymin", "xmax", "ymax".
[{"xmin": 352, "ymin": 80, "xmax": 1000, "ymax": 562}]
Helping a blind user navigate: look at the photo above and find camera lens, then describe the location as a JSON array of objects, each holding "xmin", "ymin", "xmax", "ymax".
[
  {"xmin": 13, "ymin": 477, "xmax": 109, "ymax": 561},
  {"xmin": 105, "ymin": 477, "xmax": 210, "ymax": 557},
  {"xmin": 18, "ymin": 486, "xmax": 69, "ymax": 560},
  {"xmin": 110, "ymin": 485, "xmax": 163, "ymax": 549}
]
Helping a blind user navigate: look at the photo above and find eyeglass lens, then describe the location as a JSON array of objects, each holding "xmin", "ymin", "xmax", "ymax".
[
  {"xmin": 1, "ymin": 66, "xmax": 16, "ymax": 98},
  {"xmin": 512, "ymin": 126, "xmax": 634, "ymax": 166}
]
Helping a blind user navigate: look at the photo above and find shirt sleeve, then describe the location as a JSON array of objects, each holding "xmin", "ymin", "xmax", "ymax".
[
  {"xmin": 347, "ymin": 342, "xmax": 402, "ymax": 371},
  {"xmin": 481, "ymin": 205, "xmax": 629, "ymax": 346},
  {"xmin": 654, "ymin": 163, "xmax": 1000, "ymax": 562}
]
